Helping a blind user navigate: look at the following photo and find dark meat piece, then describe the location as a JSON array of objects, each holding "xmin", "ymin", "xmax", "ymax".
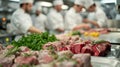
[
  {"xmin": 19, "ymin": 46, "xmax": 31, "ymax": 52},
  {"xmin": 0, "ymin": 44, "xmax": 4, "ymax": 51},
  {"xmin": 92, "ymin": 44, "xmax": 107, "ymax": 56},
  {"xmin": 57, "ymin": 51, "xmax": 73, "ymax": 58},
  {"xmin": 43, "ymin": 42, "xmax": 62, "ymax": 51},
  {"xmin": 38, "ymin": 50, "xmax": 54, "ymax": 64}
]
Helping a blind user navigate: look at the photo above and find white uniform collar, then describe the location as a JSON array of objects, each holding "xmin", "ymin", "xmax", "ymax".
[
  {"xmin": 51, "ymin": 8, "xmax": 60, "ymax": 13},
  {"xmin": 19, "ymin": 8, "xmax": 25, "ymax": 13},
  {"xmin": 71, "ymin": 7, "xmax": 80, "ymax": 13}
]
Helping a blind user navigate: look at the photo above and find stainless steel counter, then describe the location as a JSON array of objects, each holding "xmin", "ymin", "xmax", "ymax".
[{"xmin": 99, "ymin": 32, "xmax": 120, "ymax": 43}]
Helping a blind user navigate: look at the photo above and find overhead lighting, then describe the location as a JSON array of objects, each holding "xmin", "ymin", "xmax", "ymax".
[
  {"xmin": 62, "ymin": 5, "xmax": 69, "ymax": 10},
  {"xmin": 39, "ymin": 1, "xmax": 53, "ymax": 7},
  {"xmin": 10, "ymin": 0, "xmax": 20, "ymax": 2},
  {"xmin": 101, "ymin": 0, "xmax": 116, "ymax": 4}
]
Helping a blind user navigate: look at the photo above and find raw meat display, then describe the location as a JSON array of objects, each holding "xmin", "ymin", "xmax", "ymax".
[
  {"xmin": 0, "ymin": 46, "xmax": 92, "ymax": 67},
  {"xmin": 0, "ymin": 33, "xmax": 112, "ymax": 67},
  {"xmin": 43, "ymin": 38, "xmax": 111, "ymax": 56}
]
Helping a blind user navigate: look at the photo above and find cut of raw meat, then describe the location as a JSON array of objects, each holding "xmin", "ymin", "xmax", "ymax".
[{"xmin": 15, "ymin": 56, "xmax": 39, "ymax": 65}]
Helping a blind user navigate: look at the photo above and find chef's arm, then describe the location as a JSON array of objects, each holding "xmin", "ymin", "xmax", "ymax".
[
  {"xmin": 73, "ymin": 24, "xmax": 91, "ymax": 31},
  {"xmin": 55, "ymin": 28, "xmax": 64, "ymax": 32},
  {"xmin": 88, "ymin": 20, "xmax": 100, "ymax": 28},
  {"xmin": 28, "ymin": 26, "xmax": 42, "ymax": 34},
  {"xmin": 83, "ymin": 19, "xmax": 100, "ymax": 28}
]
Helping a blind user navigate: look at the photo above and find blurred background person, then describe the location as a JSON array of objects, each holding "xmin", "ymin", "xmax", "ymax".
[
  {"xmin": 83, "ymin": 0, "xmax": 108, "ymax": 28},
  {"xmin": 10, "ymin": 0, "xmax": 42, "ymax": 35},
  {"xmin": 32, "ymin": 3, "xmax": 47, "ymax": 32},
  {"xmin": 65, "ymin": 0, "xmax": 91, "ymax": 32},
  {"xmin": 46, "ymin": 0, "xmax": 65, "ymax": 34}
]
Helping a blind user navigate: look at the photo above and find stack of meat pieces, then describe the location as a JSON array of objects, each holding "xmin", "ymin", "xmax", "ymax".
[
  {"xmin": 0, "ymin": 45, "xmax": 92, "ymax": 67},
  {"xmin": 43, "ymin": 36, "xmax": 111, "ymax": 56},
  {"xmin": 0, "ymin": 46, "xmax": 39, "ymax": 67}
]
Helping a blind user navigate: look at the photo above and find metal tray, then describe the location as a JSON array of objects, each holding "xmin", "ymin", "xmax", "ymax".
[
  {"xmin": 91, "ymin": 56, "xmax": 120, "ymax": 67},
  {"xmin": 91, "ymin": 45, "xmax": 120, "ymax": 67},
  {"xmin": 107, "ymin": 45, "xmax": 120, "ymax": 58}
]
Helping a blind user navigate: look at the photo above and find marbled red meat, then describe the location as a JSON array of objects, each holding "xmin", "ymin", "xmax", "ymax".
[
  {"xmin": 81, "ymin": 46, "xmax": 94, "ymax": 55},
  {"xmin": 70, "ymin": 43, "xmax": 84, "ymax": 54}
]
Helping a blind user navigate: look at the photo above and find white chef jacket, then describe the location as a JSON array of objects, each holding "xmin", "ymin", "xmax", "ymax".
[
  {"xmin": 87, "ymin": 7, "xmax": 108, "ymax": 28},
  {"xmin": 10, "ymin": 8, "xmax": 32, "ymax": 34},
  {"xmin": 47, "ymin": 8, "xmax": 64, "ymax": 34},
  {"xmin": 65, "ymin": 7, "xmax": 83, "ymax": 31},
  {"xmin": 32, "ymin": 14, "xmax": 47, "ymax": 32}
]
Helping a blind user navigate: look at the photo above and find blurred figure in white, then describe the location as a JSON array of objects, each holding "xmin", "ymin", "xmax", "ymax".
[
  {"xmin": 83, "ymin": 0, "xmax": 108, "ymax": 28},
  {"xmin": 46, "ymin": 0, "xmax": 64, "ymax": 34},
  {"xmin": 33, "ymin": 4, "xmax": 47, "ymax": 32},
  {"xmin": 65, "ymin": 0, "xmax": 90, "ymax": 32},
  {"xmin": 10, "ymin": 0, "xmax": 42, "ymax": 34}
]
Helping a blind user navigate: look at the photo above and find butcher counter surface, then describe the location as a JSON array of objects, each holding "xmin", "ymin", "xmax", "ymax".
[{"xmin": 99, "ymin": 32, "xmax": 120, "ymax": 43}]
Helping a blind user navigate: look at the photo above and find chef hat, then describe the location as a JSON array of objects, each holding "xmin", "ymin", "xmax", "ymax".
[
  {"xmin": 35, "ymin": 6, "xmax": 42, "ymax": 11},
  {"xmin": 74, "ymin": 0, "xmax": 85, "ymax": 6},
  {"xmin": 53, "ymin": 0, "xmax": 64, "ymax": 6},
  {"xmin": 20, "ymin": 0, "xmax": 34, "ymax": 4},
  {"xmin": 35, "ymin": 2, "xmax": 42, "ymax": 11},
  {"xmin": 84, "ymin": 0, "xmax": 95, "ymax": 9}
]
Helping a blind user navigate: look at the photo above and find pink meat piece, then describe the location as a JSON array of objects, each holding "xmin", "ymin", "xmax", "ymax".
[
  {"xmin": 6, "ymin": 45, "xmax": 14, "ymax": 50},
  {"xmin": 59, "ymin": 47, "xmax": 68, "ymax": 51},
  {"xmin": 84, "ymin": 40, "xmax": 92, "ymax": 44},
  {"xmin": 43, "ymin": 42, "xmax": 53, "ymax": 50},
  {"xmin": 72, "ymin": 54, "xmax": 91, "ymax": 67},
  {"xmin": 19, "ymin": 46, "xmax": 30, "ymax": 52},
  {"xmin": 38, "ymin": 50, "xmax": 53, "ymax": 64},
  {"xmin": 0, "ymin": 55, "xmax": 15, "ymax": 67},
  {"xmin": 70, "ymin": 36, "xmax": 80, "ymax": 41},
  {"xmin": 15, "ymin": 56, "xmax": 39, "ymax": 65},
  {"xmin": 101, "ymin": 42, "xmax": 111, "ymax": 51}
]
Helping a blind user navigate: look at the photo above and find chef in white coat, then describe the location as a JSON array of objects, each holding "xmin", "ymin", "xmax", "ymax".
[
  {"xmin": 83, "ymin": 0, "xmax": 108, "ymax": 28},
  {"xmin": 33, "ymin": 5, "xmax": 47, "ymax": 32},
  {"xmin": 10, "ymin": 0, "xmax": 41, "ymax": 35},
  {"xmin": 46, "ymin": 0, "xmax": 64, "ymax": 34},
  {"xmin": 65, "ymin": 0, "xmax": 90, "ymax": 32}
]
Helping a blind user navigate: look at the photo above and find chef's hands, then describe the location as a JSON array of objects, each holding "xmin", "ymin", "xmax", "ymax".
[
  {"xmin": 28, "ymin": 26, "xmax": 42, "ymax": 34},
  {"xmin": 83, "ymin": 18, "xmax": 90, "ymax": 23},
  {"xmin": 83, "ymin": 18, "xmax": 100, "ymax": 28},
  {"xmin": 73, "ymin": 24, "xmax": 91, "ymax": 31}
]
